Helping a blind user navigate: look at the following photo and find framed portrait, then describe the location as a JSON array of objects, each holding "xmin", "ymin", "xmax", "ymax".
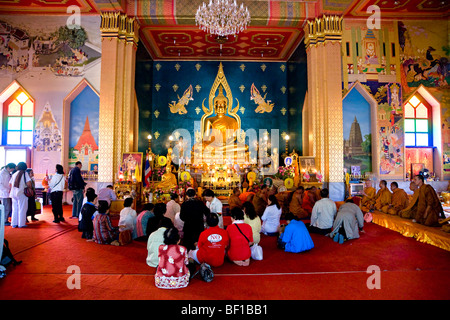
[
  {"xmin": 121, "ymin": 152, "xmax": 143, "ymax": 178},
  {"xmin": 299, "ymin": 156, "xmax": 316, "ymax": 173},
  {"xmin": 351, "ymin": 166, "xmax": 361, "ymax": 176}
]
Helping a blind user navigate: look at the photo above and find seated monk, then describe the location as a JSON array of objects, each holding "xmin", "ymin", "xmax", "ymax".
[
  {"xmin": 239, "ymin": 190, "xmax": 255, "ymax": 203},
  {"xmin": 375, "ymin": 180, "xmax": 392, "ymax": 213},
  {"xmin": 302, "ymin": 186, "xmax": 318, "ymax": 215},
  {"xmin": 387, "ymin": 182, "xmax": 409, "ymax": 215},
  {"xmin": 399, "ymin": 181, "xmax": 419, "ymax": 219},
  {"xmin": 228, "ymin": 187, "xmax": 242, "ymax": 210},
  {"xmin": 289, "ymin": 186, "xmax": 308, "ymax": 219},
  {"xmin": 252, "ymin": 185, "xmax": 268, "ymax": 216},
  {"xmin": 276, "ymin": 190, "xmax": 291, "ymax": 216},
  {"xmin": 361, "ymin": 180, "xmax": 376, "ymax": 212},
  {"xmin": 413, "ymin": 175, "xmax": 445, "ymax": 227}
]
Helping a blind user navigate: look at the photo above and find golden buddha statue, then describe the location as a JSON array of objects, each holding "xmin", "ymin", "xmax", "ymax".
[
  {"xmin": 203, "ymin": 85, "xmax": 240, "ymax": 148},
  {"xmin": 154, "ymin": 148, "xmax": 178, "ymax": 192},
  {"xmin": 193, "ymin": 63, "xmax": 249, "ymax": 165}
]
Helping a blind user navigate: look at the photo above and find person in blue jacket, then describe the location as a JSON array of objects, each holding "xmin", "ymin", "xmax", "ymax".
[{"xmin": 278, "ymin": 213, "xmax": 314, "ymax": 253}]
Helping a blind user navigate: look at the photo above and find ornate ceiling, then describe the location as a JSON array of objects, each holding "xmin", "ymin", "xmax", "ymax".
[{"xmin": 0, "ymin": 0, "xmax": 448, "ymax": 61}]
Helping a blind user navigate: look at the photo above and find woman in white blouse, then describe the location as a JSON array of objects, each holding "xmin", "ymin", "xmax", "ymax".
[
  {"xmin": 48, "ymin": 164, "xmax": 66, "ymax": 223},
  {"xmin": 261, "ymin": 195, "xmax": 282, "ymax": 236},
  {"xmin": 9, "ymin": 162, "xmax": 32, "ymax": 228}
]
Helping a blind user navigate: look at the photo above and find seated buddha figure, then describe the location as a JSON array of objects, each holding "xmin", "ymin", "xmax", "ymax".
[
  {"xmin": 154, "ymin": 148, "xmax": 178, "ymax": 192},
  {"xmin": 197, "ymin": 85, "xmax": 248, "ymax": 163}
]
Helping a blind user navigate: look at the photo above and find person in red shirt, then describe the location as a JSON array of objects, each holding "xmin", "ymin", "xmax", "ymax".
[
  {"xmin": 189, "ymin": 213, "xmax": 229, "ymax": 268},
  {"xmin": 227, "ymin": 207, "xmax": 253, "ymax": 266}
]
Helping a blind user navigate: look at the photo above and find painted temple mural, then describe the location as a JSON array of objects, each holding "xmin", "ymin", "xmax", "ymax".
[
  {"xmin": 343, "ymin": 87, "xmax": 372, "ymax": 176},
  {"xmin": 0, "ymin": 16, "xmax": 101, "ymax": 77},
  {"xmin": 0, "ymin": 15, "xmax": 101, "ymax": 182},
  {"xmin": 377, "ymin": 83, "xmax": 404, "ymax": 177},
  {"xmin": 34, "ymin": 102, "xmax": 62, "ymax": 152},
  {"xmin": 342, "ymin": 20, "xmax": 399, "ymax": 85},
  {"xmin": 398, "ymin": 20, "xmax": 449, "ymax": 91},
  {"xmin": 68, "ymin": 86, "xmax": 99, "ymax": 172},
  {"xmin": 342, "ymin": 18, "xmax": 449, "ymax": 181}
]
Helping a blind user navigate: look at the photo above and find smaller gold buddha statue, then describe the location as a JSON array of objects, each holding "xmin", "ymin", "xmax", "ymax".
[{"xmin": 154, "ymin": 148, "xmax": 178, "ymax": 192}]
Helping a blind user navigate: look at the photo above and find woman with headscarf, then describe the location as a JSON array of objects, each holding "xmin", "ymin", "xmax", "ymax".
[{"xmin": 9, "ymin": 162, "xmax": 32, "ymax": 228}]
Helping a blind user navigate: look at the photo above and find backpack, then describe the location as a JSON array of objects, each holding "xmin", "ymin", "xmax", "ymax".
[
  {"xmin": 68, "ymin": 169, "xmax": 76, "ymax": 190},
  {"xmin": 1, "ymin": 239, "xmax": 21, "ymax": 267},
  {"xmin": 200, "ymin": 263, "xmax": 214, "ymax": 282}
]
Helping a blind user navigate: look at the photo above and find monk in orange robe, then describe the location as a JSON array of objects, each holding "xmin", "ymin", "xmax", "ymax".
[
  {"xmin": 289, "ymin": 186, "xmax": 308, "ymax": 219},
  {"xmin": 375, "ymin": 180, "xmax": 392, "ymax": 213},
  {"xmin": 276, "ymin": 191, "xmax": 291, "ymax": 215},
  {"xmin": 302, "ymin": 186, "xmax": 318, "ymax": 215},
  {"xmin": 387, "ymin": 182, "xmax": 409, "ymax": 215},
  {"xmin": 399, "ymin": 181, "xmax": 419, "ymax": 219},
  {"xmin": 228, "ymin": 187, "xmax": 242, "ymax": 210},
  {"xmin": 239, "ymin": 190, "xmax": 255, "ymax": 203},
  {"xmin": 413, "ymin": 175, "xmax": 444, "ymax": 227},
  {"xmin": 361, "ymin": 180, "xmax": 377, "ymax": 212},
  {"xmin": 252, "ymin": 185, "xmax": 268, "ymax": 216}
]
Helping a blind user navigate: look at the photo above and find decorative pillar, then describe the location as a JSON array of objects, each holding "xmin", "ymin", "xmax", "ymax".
[
  {"xmin": 98, "ymin": 12, "xmax": 140, "ymax": 188},
  {"xmin": 304, "ymin": 15, "xmax": 345, "ymax": 200},
  {"xmin": 124, "ymin": 17, "xmax": 139, "ymax": 152}
]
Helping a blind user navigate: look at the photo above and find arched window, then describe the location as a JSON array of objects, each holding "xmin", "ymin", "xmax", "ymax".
[
  {"xmin": 404, "ymin": 93, "xmax": 432, "ymax": 147},
  {"xmin": 3, "ymin": 89, "xmax": 34, "ymax": 146}
]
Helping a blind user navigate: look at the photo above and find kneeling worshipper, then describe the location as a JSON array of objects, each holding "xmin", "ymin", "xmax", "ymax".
[
  {"xmin": 79, "ymin": 191, "xmax": 97, "ymax": 240},
  {"xmin": 360, "ymin": 180, "xmax": 377, "ymax": 212},
  {"xmin": 188, "ymin": 213, "xmax": 229, "ymax": 268},
  {"xmin": 146, "ymin": 217, "xmax": 174, "ymax": 268},
  {"xmin": 227, "ymin": 208, "xmax": 253, "ymax": 267},
  {"xmin": 329, "ymin": 198, "xmax": 365, "ymax": 244},
  {"xmin": 93, "ymin": 201, "xmax": 119, "ymax": 245},
  {"xmin": 118, "ymin": 197, "xmax": 137, "ymax": 245},
  {"xmin": 278, "ymin": 213, "xmax": 314, "ymax": 253},
  {"xmin": 309, "ymin": 188, "xmax": 337, "ymax": 235},
  {"xmin": 133, "ymin": 203, "xmax": 155, "ymax": 240},
  {"xmin": 399, "ymin": 182, "xmax": 419, "ymax": 219},
  {"xmin": 155, "ymin": 227, "xmax": 190, "ymax": 289},
  {"xmin": 413, "ymin": 175, "xmax": 445, "ymax": 227},
  {"xmin": 375, "ymin": 180, "xmax": 392, "ymax": 213},
  {"xmin": 387, "ymin": 182, "xmax": 409, "ymax": 215}
]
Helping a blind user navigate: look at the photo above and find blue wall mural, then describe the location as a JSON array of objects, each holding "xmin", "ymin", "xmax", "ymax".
[
  {"xmin": 287, "ymin": 41, "xmax": 307, "ymax": 155},
  {"xmin": 69, "ymin": 85, "xmax": 99, "ymax": 170},
  {"xmin": 137, "ymin": 60, "xmax": 299, "ymax": 159}
]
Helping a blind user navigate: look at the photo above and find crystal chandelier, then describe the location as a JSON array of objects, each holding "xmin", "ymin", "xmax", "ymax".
[{"xmin": 195, "ymin": 0, "xmax": 251, "ymax": 38}]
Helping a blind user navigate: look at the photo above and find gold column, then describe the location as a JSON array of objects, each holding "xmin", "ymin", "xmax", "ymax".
[
  {"xmin": 98, "ymin": 12, "xmax": 140, "ymax": 185},
  {"xmin": 123, "ymin": 17, "xmax": 139, "ymax": 152},
  {"xmin": 304, "ymin": 15, "xmax": 344, "ymax": 185}
]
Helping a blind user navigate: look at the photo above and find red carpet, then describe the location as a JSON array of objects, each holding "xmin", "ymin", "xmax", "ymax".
[{"xmin": 1, "ymin": 205, "xmax": 449, "ymax": 301}]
